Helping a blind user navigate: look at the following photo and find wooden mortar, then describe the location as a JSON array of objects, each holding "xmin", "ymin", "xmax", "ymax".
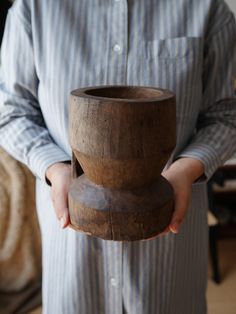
[{"xmin": 68, "ymin": 86, "xmax": 176, "ymax": 241}]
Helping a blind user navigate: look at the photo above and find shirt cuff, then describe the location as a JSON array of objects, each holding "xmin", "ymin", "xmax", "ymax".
[
  {"xmin": 29, "ymin": 142, "xmax": 71, "ymax": 182},
  {"xmin": 176, "ymin": 142, "xmax": 222, "ymax": 180}
]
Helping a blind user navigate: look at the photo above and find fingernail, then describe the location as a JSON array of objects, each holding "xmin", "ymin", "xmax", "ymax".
[
  {"xmin": 60, "ymin": 215, "xmax": 67, "ymax": 228},
  {"xmin": 169, "ymin": 224, "xmax": 179, "ymax": 234}
]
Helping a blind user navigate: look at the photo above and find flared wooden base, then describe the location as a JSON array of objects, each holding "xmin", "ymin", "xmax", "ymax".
[{"xmin": 68, "ymin": 175, "xmax": 174, "ymax": 241}]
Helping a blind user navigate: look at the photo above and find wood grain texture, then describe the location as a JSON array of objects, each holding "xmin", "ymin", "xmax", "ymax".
[
  {"xmin": 69, "ymin": 86, "xmax": 176, "ymax": 241},
  {"xmin": 69, "ymin": 174, "xmax": 174, "ymax": 241}
]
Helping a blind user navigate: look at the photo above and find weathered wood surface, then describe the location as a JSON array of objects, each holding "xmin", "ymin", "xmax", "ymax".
[
  {"xmin": 69, "ymin": 86, "xmax": 176, "ymax": 241},
  {"xmin": 69, "ymin": 174, "xmax": 174, "ymax": 241}
]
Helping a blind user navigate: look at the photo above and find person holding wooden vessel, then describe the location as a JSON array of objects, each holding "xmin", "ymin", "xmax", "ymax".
[{"xmin": 0, "ymin": 0, "xmax": 236, "ymax": 313}]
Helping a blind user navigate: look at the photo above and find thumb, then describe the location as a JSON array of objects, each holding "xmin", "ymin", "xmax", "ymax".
[
  {"xmin": 51, "ymin": 185, "xmax": 70, "ymax": 229},
  {"xmin": 169, "ymin": 189, "xmax": 190, "ymax": 234},
  {"xmin": 59, "ymin": 209, "xmax": 70, "ymax": 229}
]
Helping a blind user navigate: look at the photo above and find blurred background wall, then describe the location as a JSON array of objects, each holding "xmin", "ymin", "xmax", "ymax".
[{"xmin": 226, "ymin": 0, "xmax": 236, "ymax": 15}]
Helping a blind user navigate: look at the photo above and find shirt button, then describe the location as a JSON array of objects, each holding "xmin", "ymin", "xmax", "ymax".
[
  {"xmin": 110, "ymin": 277, "xmax": 118, "ymax": 287},
  {"xmin": 113, "ymin": 44, "xmax": 122, "ymax": 53}
]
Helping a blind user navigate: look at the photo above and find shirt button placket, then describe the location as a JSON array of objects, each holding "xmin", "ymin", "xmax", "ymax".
[
  {"xmin": 110, "ymin": 277, "xmax": 119, "ymax": 287},
  {"xmin": 113, "ymin": 44, "xmax": 122, "ymax": 53},
  {"xmin": 109, "ymin": 0, "xmax": 128, "ymax": 85},
  {"xmin": 106, "ymin": 242, "xmax": 123, "ymax": 314}
]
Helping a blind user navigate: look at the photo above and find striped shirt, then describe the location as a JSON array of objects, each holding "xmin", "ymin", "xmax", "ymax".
[{"xmin": 0, "ymin": 1, "xmax": 236, "ymax": 313}]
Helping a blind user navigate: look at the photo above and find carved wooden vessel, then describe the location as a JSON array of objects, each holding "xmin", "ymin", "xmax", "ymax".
[{"xmin": 68, "ymin": 86, "xmax": 176, "ymax": 241}]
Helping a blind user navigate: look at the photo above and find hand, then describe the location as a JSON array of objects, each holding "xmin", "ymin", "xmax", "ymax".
[
  {"xmin": 162, "ymin": 157, "xmax": 204, "ymax": 235},
  {"xmin": 46, "ymin": 162, "xmax": 72, "ymax": 228}
]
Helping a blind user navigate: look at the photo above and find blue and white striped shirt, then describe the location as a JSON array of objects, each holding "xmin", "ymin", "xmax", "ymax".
[
  {"xmin": 0, "ymin": 0, "xmax": 235, "ymax": 181},
  {"xmin": 0, "ymin": 1, "xmax": 236, "ymax": 313}
]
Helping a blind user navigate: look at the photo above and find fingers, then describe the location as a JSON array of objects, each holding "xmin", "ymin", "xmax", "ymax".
[
  {"xmin": 169, "ymin": 192, "xmax": 189, "ymax": 234},
  {"xmin": 51, "ymin": 186, "xmax": 70, "ymax": 228},
  {"xmin": 169, "ymin": 216, "xmax": 183, "ymax": 234},
  {"xmin": 162, "ymin": 157, "xmax": 204, "ymax": 235},
  {"xmin": 59, "ymin": 210, "xmax": 70, "ymax": 229},
  {"xmin": 47, "ymin": 162, "xmax": 72, "ymax": 229}
]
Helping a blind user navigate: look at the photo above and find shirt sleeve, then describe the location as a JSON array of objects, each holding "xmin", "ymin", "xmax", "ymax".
[
  {"xmin": 0, "ymin": 6, "xmax": 70, "ymax": 181},
  {"xmin": 177, "ymin": 12, "xmax": 236, "ymax": 179}
]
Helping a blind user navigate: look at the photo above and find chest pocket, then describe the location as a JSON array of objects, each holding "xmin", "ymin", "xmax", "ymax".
[
  {"xmin": 142, "ymin": 37, "xmax": 203, "ymax": 90},
  {"xmin": 144, "ymin": 37, "xmax": 202, "ymax": 103},
  {"xmin": 145, "ymin": 37, "xmax": 202, "ymax": 60},
  {"xmin": 141, "ymin": 37, "xmax": 203, "ymax": 149}
]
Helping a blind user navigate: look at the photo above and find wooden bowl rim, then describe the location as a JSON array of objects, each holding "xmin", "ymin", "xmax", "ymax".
[{"xmin": 71, "ymin": 85, "xmax": 175, "ymax": 103}]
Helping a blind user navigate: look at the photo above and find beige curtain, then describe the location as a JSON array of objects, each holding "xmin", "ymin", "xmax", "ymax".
[{"xmin": 0, "ymin": 148, "xmax": 41, "ymax": 313}]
